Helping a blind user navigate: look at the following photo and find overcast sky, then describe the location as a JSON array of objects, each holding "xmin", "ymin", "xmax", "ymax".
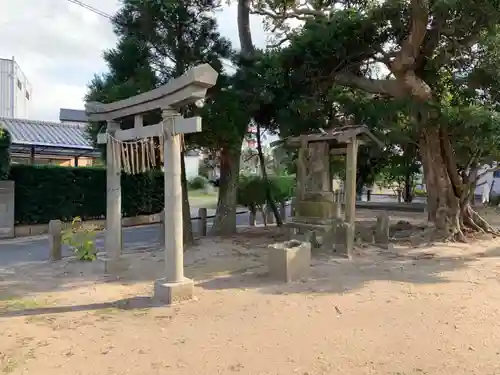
[{"xmin": 0, "ymin": 0, "xmax": 268, "ymax": 121}]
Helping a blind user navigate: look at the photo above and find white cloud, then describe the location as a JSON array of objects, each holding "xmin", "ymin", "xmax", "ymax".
[{"xmin": 0, "ymin": 0, "xmax": 268, "ymax": 121}]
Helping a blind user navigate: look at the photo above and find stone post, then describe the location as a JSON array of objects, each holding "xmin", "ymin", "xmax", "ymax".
[
  {"xmin": 104, "ymin": 120, "xmax": 125, "ymax": 273},
  {"xmin": 335, "ymin": 222, "xmax": 354, "ymax": 259},
  {"xmin": 49, "ymin": 219, "xmax": 62, "ymax": 261},
  {"xmin": 154, "ymin": 109, "xmax": 194, "ymax": 304},
  {"xmin": 0, "ymin": 181, "xmax": 15, "ymax": 239},
  {"xmin": 249, "ymin": 210, "xmax": 256, "ymax": 226},
  {"xmin": 344, "ymin": 137, "xmax": 358, "ymax": 255},
  {"xmin": 198, "ymin": 208, "xmax": 207, "ymax": 237},
  {"xmin": 332, "ymin": 201, "xmax": 341, "ymax": 220},
  {"xmin": 374, "ymin": 212, "xmax": 390, "ymax": 248},
  {"xmin": 266, "ymin": 204, "xmax": 275, "ymax": 224},
  {"xmin": 279, "ymin": 201, "xmax": 286, "ymax": 221}
]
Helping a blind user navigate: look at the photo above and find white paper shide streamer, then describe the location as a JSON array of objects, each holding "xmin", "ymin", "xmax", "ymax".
[{"xmin": 107, "ymin": 134, "xmax": 162, "ymax": 175}]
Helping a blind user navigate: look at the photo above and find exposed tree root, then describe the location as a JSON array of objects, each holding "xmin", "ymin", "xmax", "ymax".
[
  {"xmin": 434, "ymin": 204, "xmax": 500, "ymax": 242},
  {"xmin": 433, "ymin": 205, "xmax": 499, "ymax": 243}
]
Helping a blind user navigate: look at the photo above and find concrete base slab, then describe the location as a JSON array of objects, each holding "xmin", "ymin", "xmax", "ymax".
[
  {"xmin": 153, "ymin": 278, "xmax": 194, "ymax": 305},
  {"xmin": 101, "ymin": 256, "xmax": 130, "ymax": 274}
]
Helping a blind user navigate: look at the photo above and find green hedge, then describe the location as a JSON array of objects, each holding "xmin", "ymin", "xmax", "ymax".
[
  {"xmin": 237, "ymin": 175, "xmax": 295, "ymax": 209},
  {"xmin": 8, "ymin": 164, "xmax": 297, "ymax": 225},
  {"xmin": 9, "ymin": 164, "xmax": 164, "ymax": 225}
]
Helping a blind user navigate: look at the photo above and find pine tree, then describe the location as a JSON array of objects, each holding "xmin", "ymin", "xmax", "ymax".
[{"xmin": 87, "ymin": 0, "xmax": 235, "ymax": 241}]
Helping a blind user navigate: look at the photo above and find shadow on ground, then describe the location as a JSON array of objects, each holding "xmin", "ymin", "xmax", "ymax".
[
  {"xmin": 2, "ymin": 225, "xmax": 499, "ymax": 318},
  {"xmin": 197, "ymin": 251, "xmax": 479, "ymax": 296},
  {"xmin": 0, "ymin": 296, "xmax": 160, "ymax": 318}
]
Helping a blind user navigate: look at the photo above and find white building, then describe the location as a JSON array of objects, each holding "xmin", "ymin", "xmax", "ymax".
[
  {"xmin": 0, "ymin": 57, "xmax": 32, "ymax": 119},
  {"xmin": 474, "ymin": 164, "xmax": 500, "ymax": 202}
]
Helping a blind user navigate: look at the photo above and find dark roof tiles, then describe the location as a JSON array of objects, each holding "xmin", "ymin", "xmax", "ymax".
[{"xmin": 0, "ymin": 117, "xmax": 93, "ymax": 150}]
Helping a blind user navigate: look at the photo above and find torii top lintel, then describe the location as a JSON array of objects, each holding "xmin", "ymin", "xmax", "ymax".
[
  {"xmin": 285, "ymin": 125, "xmax": 383, "ymax": 149},
  {"xmin": 85, "ymin": 63, "xmax": 219, "ymax": 122}
]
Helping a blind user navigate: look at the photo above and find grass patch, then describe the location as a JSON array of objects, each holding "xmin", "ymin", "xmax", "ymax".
[
  {"xmin": 188, "ymin": 188, "xmax": 218, "ymax": 198},
  {"xmin": 1, "ymin": 357, "xmax": 18, "ymax": 374},
  {"xmin": 0, "ymin": 297, "xmax": 45, "ymax": 312},
  {"xmin": 93, "ymin": 306, "xmax": 121, "ymax": 316},
  {"xmin": 188, "ymin": 189, "xmax": 218, "ymax": 209}
]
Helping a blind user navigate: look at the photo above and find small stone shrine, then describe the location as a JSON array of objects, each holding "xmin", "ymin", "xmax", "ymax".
[{"xmin": 283, "ymin": 125, "xmax": 383, "ymax": 257}]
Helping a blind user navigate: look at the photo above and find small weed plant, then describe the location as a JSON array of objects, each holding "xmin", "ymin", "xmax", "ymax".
[{"xmin": 62, "ymin": 217, "xmax": 98, "ymax": 261}]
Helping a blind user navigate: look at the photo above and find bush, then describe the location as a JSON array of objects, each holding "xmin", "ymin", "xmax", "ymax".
[
  {"xmin": 188, "ymin": 175, "xmax": 208, "ymax": 190},
  {"xmin": 414, "ymin": 188, "xmax": 426, "ymax": 197},
  {"xmin": 237, "ymin": 175, "xmax": 295, "ymax": 209},
  {"xmin": 9, "ymin": 164, "xmax": 164, "ymax": 225},
  {"xmin": 0, "ymin": 128, "xmax": 10, "ymax": 180}
]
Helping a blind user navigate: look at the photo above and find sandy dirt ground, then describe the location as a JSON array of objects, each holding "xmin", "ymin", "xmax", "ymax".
[{"xmin": 1, "ymin": 209, "xmax": 500, "ymax": 375}]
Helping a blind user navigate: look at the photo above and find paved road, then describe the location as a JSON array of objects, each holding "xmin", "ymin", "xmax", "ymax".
[
  {"xmin": 0, "ymin": 195, "xmax": 424, "ymax": 267},
  {"xmin": 0, "ymin": 209, "xmax": 264, "ymax": 267}
]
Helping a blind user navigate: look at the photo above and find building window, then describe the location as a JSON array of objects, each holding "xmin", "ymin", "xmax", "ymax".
[
  {"xmin": 25, "ymin": 91, "xmax": 30, "ymax": 100},
  {"xmin": 17, "ymin": 79, "xmax": 22, "ymax": 90}
]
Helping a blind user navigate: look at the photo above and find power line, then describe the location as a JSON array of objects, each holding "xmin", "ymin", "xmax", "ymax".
[
  {"xmin": 66, "ymin": 0, "xmax": 111, "ymax": 18},
  {"xmin": 65, "ymin": 0, "xmax": 237, "ymax": 70}
]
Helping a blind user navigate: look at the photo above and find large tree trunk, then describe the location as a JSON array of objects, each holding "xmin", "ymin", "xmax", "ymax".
[
  {"xmin": 210, "ymin": 146, "xmax": 242, "ymax": 235},
  {"xmin": 403, "ymin": 171, "xmax": 413, "ymax": 203},
  {"xmin": 256, "ymin": 123, "xmax": 282, "ymax": 226},
  {"xmin": 419, "ymin": 126, "xmax": 496, "ymax": 241}
]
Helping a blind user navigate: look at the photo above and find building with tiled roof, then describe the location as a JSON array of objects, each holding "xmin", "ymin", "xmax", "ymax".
[{"xmin": 0, "ymin": 117, "xmax": 99, "ymax": 166}]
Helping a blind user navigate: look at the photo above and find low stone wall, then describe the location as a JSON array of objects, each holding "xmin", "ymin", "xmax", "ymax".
[
  {"xmin": 354, "ymin": 202, "xmax": 426, "ymax": 212},
  {"xmin": 14, "ymin": 212, "xmax": 163, "ymax": 238}
]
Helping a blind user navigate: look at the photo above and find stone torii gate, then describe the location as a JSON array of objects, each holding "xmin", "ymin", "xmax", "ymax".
[{"xmin": 85, "ymin": 64, "xmax": 218, "ymax": 304}]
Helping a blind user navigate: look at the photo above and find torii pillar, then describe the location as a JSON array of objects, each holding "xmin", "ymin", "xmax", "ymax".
[{"xmin": 153, "ymin": 109, "xmax": 195, "ymax": 303}]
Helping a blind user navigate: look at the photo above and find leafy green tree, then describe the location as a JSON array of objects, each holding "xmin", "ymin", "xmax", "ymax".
[
  {"xmin": 86, "ymin": 35, "xmax": 158, "ymax": 144},
  {"xmin": 87, "ymin": 0, "xmax": 239, "ymax": 239},
  {"xmin": 114, "ymin": 0, "xmax": 244, "ymax": 237},
  {"xmin": 190, "ymin": 73, "xmax": 251, "ymax": 235},
  {"xmin": 239, "ymin": 0, "xmax": 500, "ymax": 238}
]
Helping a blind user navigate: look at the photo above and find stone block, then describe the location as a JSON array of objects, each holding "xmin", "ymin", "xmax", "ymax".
[
  {"xmin": 102, "ymin": 256, "xmax": 130, "ymax": 274},
  {"xmin": 268, "ymin": 240, "xmax": 311, "ymax": 282},
  {"xmin": 305, "ymin": 230, "xmax": 319, "ymax": 249},
  {"xmin": 304, "ymin": 191, "xmax": 334, "ymax": 202},
  {"xmin": 153, "ymin": 278, "xmax": 194, "ymax": 305},
  {"xmin": 296, "ymin": 200, "xmax": 334, "ymax": 219},
  {"xmin": 14, "ymin": 225, "xmax": 30, "ymax": 237},
  {"xmin": 30, "ymin": 224, "xmax": 49, "ymax": 236}
]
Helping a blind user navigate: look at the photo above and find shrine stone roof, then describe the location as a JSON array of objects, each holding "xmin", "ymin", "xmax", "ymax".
[{"xmin": 285, "ymin": 125, "xmax": 383, "ymax": 148}]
